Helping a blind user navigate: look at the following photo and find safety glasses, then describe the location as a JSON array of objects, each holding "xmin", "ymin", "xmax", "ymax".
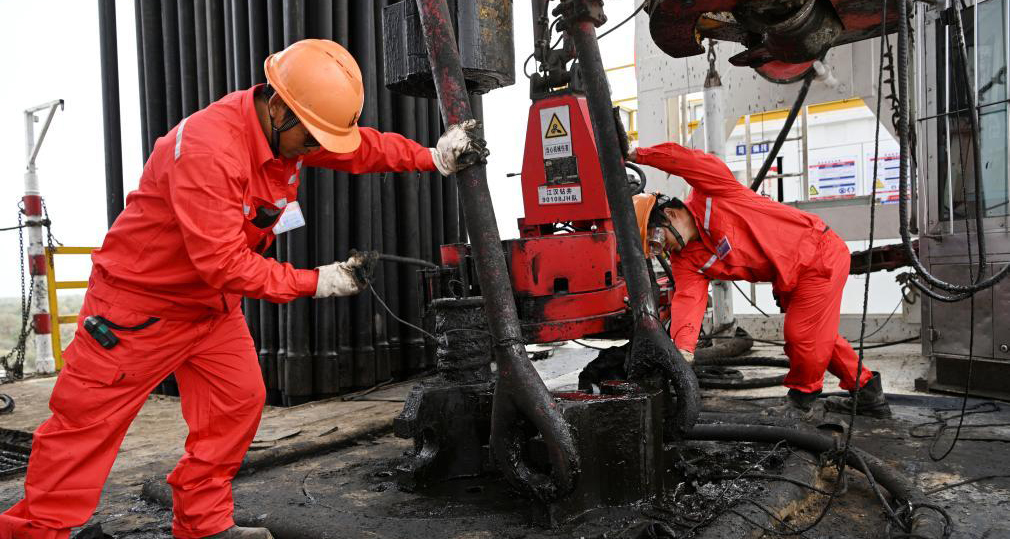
[{"xmin": 302, "ymin": 130, "xmax": 320, "ymax": 148}]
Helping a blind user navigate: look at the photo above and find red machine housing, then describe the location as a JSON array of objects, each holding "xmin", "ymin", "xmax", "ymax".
[{"xmin": 430, "ymin": 93, "xmax": 671, "ymax": 343}]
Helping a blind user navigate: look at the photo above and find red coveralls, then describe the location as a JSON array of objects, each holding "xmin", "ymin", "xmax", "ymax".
[
  {"xmin": 636, "ymin": 143, "xmax": 872, "ymax": 395},
  {"xmin": 0, "ymin": 85, "xmax": 435, "ymax": 539}
]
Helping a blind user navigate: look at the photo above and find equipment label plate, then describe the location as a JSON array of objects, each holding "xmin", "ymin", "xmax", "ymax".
[
  {"xmin": 540, "ymin": 106, "xmax": 572, "ymax": 159},
  {"xmin": 538, "ymin": 185, "xmax": 582, "ymax": 205}
]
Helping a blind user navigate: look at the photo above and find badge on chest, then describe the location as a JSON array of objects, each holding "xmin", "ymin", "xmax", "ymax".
[
  {"xmin": 716, "ymin": 236, "xmax": 732, "ymax": 259},
  {"xmin": 272, "ymin": 201, "xmax": 306, "ymax": 235}
]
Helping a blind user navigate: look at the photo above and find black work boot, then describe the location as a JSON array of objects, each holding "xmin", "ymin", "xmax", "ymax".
[
  {"xmin": 763, "ymin": 389, "xmax": 821, "ymax": 420},
  {"xmin": 824, "ymin": 372, "xmax": 892, "ymax": 419}
]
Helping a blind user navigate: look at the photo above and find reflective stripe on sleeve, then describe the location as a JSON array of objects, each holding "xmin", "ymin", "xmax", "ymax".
[
  {"xmin": 174, "ymin": 117, "xmax": 189, "ymax": 161},
  {"xmin": 697, "ymin": 254, "xmax": 717, "ymax": 274},
  {"xmin": 703, "ymin": 197, "xmax": 712, "ymax": 234}
]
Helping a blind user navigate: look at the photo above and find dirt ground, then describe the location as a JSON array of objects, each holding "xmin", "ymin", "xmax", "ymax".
[{"xmin": 1, "ymin": 343, "xmax": 1008, "ymax": 538}]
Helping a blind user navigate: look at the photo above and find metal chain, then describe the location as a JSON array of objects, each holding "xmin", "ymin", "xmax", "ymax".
[
  {"xmin": 707, "ymin": 39, "xmax": 717, "ymax": 72},
  {"xmin": 1, "ymin": 205, "xmax": 34, "ymax": 384},
  {"xmin": 41, "ymin": 199, "xmax": 61, "ymax": 251}
]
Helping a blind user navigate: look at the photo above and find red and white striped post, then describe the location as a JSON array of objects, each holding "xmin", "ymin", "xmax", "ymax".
[{"xmin": 23, "ymin": 100, "xmax": 63, "ymax": 375}]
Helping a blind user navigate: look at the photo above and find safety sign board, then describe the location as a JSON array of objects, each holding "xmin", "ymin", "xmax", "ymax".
[
  {"xmin": 865, "ymin": 150, "xmax": 902, "ymax": 204},
  {"xmin": 540, "ymin": 106, "xmax": 573, "ymax": 159},
  {"xmin": 808, "ymin": 157, "xmax": 858, "ymax": 199},
  {"xmin": 538, "ymin": 184, "xmax": 582, "ymax": 205}
]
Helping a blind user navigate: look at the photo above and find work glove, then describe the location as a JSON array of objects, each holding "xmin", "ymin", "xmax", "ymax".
[
  {"xmin": 680, "ymin": 350, "xmax": 694, "ymax": 364},
  {"xmin": 313, "ymin": 251, "xmax": 377, "ymax": 298},
  {"xmin": 431, "ymin": 119, "xmax": 490, "ymax": 176}
]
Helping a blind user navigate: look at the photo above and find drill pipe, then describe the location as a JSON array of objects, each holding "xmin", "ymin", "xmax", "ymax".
[
  {"xmin": 98, "ymin": 0, "xmax": 124, "ymax": 227},
  {"xmin": 193, "ymin": 0, "xmax": 210, "ymax": 108},
  {"xmin": 566, "ymin": 3, "xmax": 700, "ymax": 437},
  {"xmin": 415, "ymin": 0, "xmax": 579, "ymax": 501}
]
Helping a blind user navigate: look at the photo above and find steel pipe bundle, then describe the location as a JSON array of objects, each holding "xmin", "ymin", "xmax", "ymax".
[{"xmin": 111, "ymin": 0, "xmax": 469, "ymax": 404}]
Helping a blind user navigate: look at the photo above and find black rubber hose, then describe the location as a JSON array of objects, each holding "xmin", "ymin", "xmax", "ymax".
[
  {"xmin": 655, "ymin": 253, "xmax": 675, "ymax": 290},
  {"xmin": 0, "ymin": 394, "xmax": 14, "ymax": 415},
  {"xmin": 625, "ymin": 162, "xmax": 648, "ymax": 195},
  {"xmin": 894, "ymin": 0, "xmax": 1010, "ymax": 299},
  {"xmin": 695, "ymin": 356, "xmax": 788, "ymax": 390},
  {"xmin": 688, "ymin": 423, "xmax": 949, "ymax": 537},
  {"xmin": 948, "ymin": 2, "xmax": 987, "ymax": 281},
  {"xmin": 697, "ymin": 374, "xmax": 785, "ymax": 390},
  {"xmin": 694, "ymin": 331, "xmax": 754, "ymax": 361},
  {"xmin": 695, "ymin": 356, "xmax": 790, "ymax": 368},
  {"xmin": 749, "ymin": 70, "xmax": 815, "ymax": 192},
  {"xmin": 375, "ymin": 252, "xmax": 440, "ymax": 269}
]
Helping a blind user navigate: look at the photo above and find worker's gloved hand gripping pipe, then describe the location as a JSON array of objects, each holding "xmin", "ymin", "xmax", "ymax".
[{"xmin": 431, "ymin": 119, "xmax": 490, "ymax": 176}]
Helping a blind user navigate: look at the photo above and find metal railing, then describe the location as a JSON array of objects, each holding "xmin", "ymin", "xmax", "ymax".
[{"xmin": 44, "ymin": 246, "xmax": 96, "ymax": 370}]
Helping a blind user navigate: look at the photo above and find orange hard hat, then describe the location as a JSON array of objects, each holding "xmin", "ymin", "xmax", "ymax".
[
  {"xmin": 633, "ymin": 193, "xmax": 658, "ymax": 257},
  {"xmin": 264, "ymin": 39, "xmax": 364, "ymax": 153}
]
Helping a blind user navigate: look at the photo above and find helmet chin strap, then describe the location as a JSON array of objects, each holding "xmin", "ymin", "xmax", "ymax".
[
  {"xmin": 662, "ymin": 223, "xmax": 687, "ymax": 250},
  {"xmin": 270, "ymin": 109, "xmax": 301, "ymax": 157}
]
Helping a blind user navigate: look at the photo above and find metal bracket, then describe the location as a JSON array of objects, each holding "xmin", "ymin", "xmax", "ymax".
[{"xmin": 553, "ymin": 0, "xmax": 608, "ymax": 32}]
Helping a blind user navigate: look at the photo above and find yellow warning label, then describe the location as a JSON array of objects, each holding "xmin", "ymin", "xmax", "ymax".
[
  {"xmin": 808, "ymin": 185, "xmax": 819, "ymax": 196},
  {"xmin": 545, "ymin": 113, "xmax": 568, "ymax": 138},
  {"xmin": 875, "ymin": 178, "xmax": 886, "ymax": 189}
]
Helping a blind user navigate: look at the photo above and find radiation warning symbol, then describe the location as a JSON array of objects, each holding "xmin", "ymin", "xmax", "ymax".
[{"xmin": 545, "ymin": 113, "xmax": 569, "ymax": 138}]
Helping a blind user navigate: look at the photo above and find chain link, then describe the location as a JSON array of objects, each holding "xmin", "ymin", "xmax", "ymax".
[
  {"xmin": 707, "ymin": 39, "xmax": 717, "ymax": 72},
  {"xmin": 41, "ymin": 199, "xmax": 62, "ymax": 251},
  {"xmin": 1, "ymin": 204, "xmax": 34, "ymax": 384}
]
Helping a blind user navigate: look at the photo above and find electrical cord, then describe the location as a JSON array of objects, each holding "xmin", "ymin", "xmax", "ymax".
[
  {"xmin": 862, "ymin": 298, "xmax": 904, "ymax": 341},
  {"xmin": 698, "ymin": 335, "xmax": 919, "ymax": 349},
  {"xmin": 923, "ymin": 474, "xmax": 1010, "ymax": 496},
  {"xmin": 684, "ymin": 440, "xmax": 789, "ymax": 535},
  {"xmin": 909, "ymin": 402, "xmax": 1010, "ymax": 450},
  {"xmin": 597, "ymin": 1, "xmax": 649, "ymax": 40},
  {"xmin": 366, "ymin": 282, "xmax": 494, "ymax": 344},
  {"xmin": 731, "ymin": 280, "xmax": 772, "ymax": 317}
]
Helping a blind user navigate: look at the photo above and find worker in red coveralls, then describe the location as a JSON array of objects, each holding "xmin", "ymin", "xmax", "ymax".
[
  {"xmin": 629, "ymin": 142, "xmax": 890, "ymax": 421},
  {"xmin": 0, "ymin": 39, "xmax": 487, "ymax": 539}
]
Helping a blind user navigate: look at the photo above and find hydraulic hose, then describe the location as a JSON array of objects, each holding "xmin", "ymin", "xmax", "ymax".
[
  {"xmin": 375, "ymin": 252, "xmax": 439, "ymax": 269},
  {"xmin": 895, "ymin": 0, "xmax": 1010, "ymax": 300},
  {"xmin": 688, "ymin": 423, "xmax": 950, "ymax": 537},
  {"xmin": 625, "ymin": 162, "xmax": 648, "ymax": 195},
  {"xmin": 749, "ymin": 69, "xmax": 816, "ymax": 192},
  {"xmin": 694, "ymin": 330, "xmax": 754, "ymax": 361},
  {"xmin": 948, "ymin": 2, "xmax": 987, "ymax": 283}
]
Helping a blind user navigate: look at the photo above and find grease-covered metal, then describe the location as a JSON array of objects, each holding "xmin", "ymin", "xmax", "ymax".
[
  {"xmin": 414, "ymin": 0, "xmax": 579, "ymax": 501},
  {"xmin": 382, "ymin": 0, "xmax": 515, "ymax": 98},
  {"xmin": 561, "ymin": 0, "xmax": 700, "ymax": 439}
]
